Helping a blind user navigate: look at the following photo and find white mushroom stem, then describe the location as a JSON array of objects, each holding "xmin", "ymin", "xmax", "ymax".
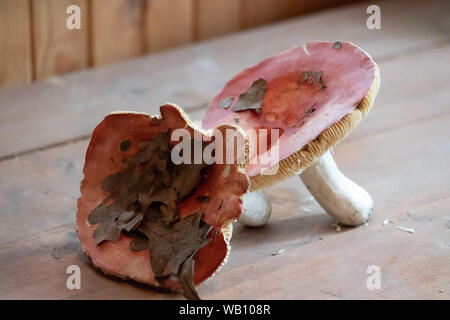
[
  {"xmin": 240, "ymin": 189, "xmax": 272, "ymax": 227},
  {"xmin": 300, "ymin": 150, "xmax": 373, "ymax": 226}
]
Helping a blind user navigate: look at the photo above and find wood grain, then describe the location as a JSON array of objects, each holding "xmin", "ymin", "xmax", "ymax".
[
  {"xmin": 208, "ymin": 197, "xmax": 450, "ymax": 299},
  {"xmin": 1, "ymin": 0, "xmax": 448, "ymax": 159},
  {"xmin": 0, "ymin": 0, "xmax": 33, "ymax": 88},
  {"xmin": 196, "ymin": 0, "xmax": 241, "ymax": 40},
  {"xmin": 243, "ymin": 0, "xmax": 290, "ymax": 28},
  {"xmin": 144, "ymin": 0, "xmax": 194, "ymax": 52},
  {"xmin": 31, "ymin": 0, "xmax": 89, "ymax": 80},
  {"xmin": 90, "ymin": 0, "xmax": 145, "ymax": 66},
  {"xmin": 288, "ymin": 0, "xmax": 357, "ymax": 17}
]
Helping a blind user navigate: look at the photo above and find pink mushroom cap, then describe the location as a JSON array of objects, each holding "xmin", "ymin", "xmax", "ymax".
[{"xmin": 203, "ymin": 41, "xmax": 379, "ymax": 182}]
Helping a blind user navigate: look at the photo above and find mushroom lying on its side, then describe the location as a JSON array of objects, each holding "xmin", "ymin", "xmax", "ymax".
[
  {"xmin": 77, "ymin": 104, "xmax": 249, "ymax": 299},
  {"xmin": 203, "ymin": 41, "xmax": 380, "ymax": 227}
]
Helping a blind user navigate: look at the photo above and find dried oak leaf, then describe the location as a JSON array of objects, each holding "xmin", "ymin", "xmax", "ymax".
[
  {"xmin": 88, "ymin": 133, "xmax": 172, "ymax": 244},
  {"xmin": 177, "ymin": 253, "xmax": 199, "ymax": 300},
  {"xmin": 153, "ymin": 140, "xmax": 207, "ymax": 225},
  {"xmin": 300, "ymin": 71, "xmax": 326, "ymax": 90},
  {"xmin": 232, "ymin": 78, "xmax": 267, "ymax": 114},
  {"xmin": 170, "ymin": 162, "xmax": 207, "ymax": 200},
  {"xmin": 138, "ymin": 212, "xmax": 212, "ymax": 299},
  {"xmin": 129, "ymin": 232, "xmax": 149, "ymax": 251},
  {"xmin": 88, "ymin": 203, "xmax": 144, "ymax": 244},
  {"xmin": 218, "ymin": 97, "xmax": 234, "ymax": 109}
]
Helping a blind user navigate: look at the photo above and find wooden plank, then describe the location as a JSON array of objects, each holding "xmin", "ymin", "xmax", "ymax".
[
  {"xmin": 207, "ymin": 197, "xmax": 450, "ymax": 299},
  {"xmin": 0, "ymin": 0, "xmax": 33, "ymax": 89},
  {"xmin": 145, "ymin": 0, "xmax": 194, "ymax": 52},
  {"xmin": 90, "ymin": 0, "xmax": 145, "ymax": 67},
  {"xmin": 346, "ymin": 43, "xmax": 450, "ymax": 143},
  {"xmin": 197, "ymin": 0, "xmax": 241, "ymax": 40},
  {"xmin": 0, "ymin": 222, "xmax": 175, "ymax": 300},
  {"xmin": 1, "ymin": 110, "xmax": 449, "ymax": 298},
  {"xmin": 288, "ymin": 0, "xmax": 357, "ymax": 17},
  {"xmin": 243, "ymin": 0, "xmax": 290, "ymax": 28},
  {"xmin": 0, "ymin": 0, "xmax": 448, "ymax": 158},
  {"xmin": 286, "ymin": 0, "xmax": 309, "ymax": 16},
  {"xmin": 31, "ymin": 0, "xmax": 89, "ymax": 80}
]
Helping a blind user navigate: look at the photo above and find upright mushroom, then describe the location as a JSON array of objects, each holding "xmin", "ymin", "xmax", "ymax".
[
  {"xmin": 77, "ymin": 104, "xmax": 249, "ymax": 299},
  {"xmin": 203, "ymin": 41, "xmax": 380, "ymax": 227}
]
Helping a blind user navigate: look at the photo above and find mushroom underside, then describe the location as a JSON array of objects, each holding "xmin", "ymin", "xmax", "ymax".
[{"xmin": 241, "ymin": 150, "xmax": 372, "ymax": 227}]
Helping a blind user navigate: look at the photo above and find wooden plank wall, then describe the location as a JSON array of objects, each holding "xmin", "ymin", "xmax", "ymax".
[
  {"xmin": 0, "ymin": 0, "xmax": 357, "ymax": 89},
  {"xmin": 32, "ymin": 0, "xmax": 90, "ymax": 80},
  {"xmin": 0, "ymin": 0, "xmax": 33, "ymax": 88}
]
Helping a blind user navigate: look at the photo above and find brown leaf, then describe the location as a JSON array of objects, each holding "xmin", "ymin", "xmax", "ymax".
[
  {"xmin": 178, "ymin": 253, "xmax": 200, "ymax": 300},
  {"xmin": 300, "ymin": 71, "xmax": 326, "ymax": 90},
  {"xmin": 88, "ymin": 203, "xmax": 143, "ymax": 244},
  {"xmin": 219, "ymin": 97, "xmax": 234, "ymax": 109},
  {"xmin": 129, "ymin": 234, "xmax": 148, "ymax": 251},
  {"xmin": 170, "ymin": 162, "xmax": 207, "ymax": 199},
  {"xmin": 138, "ymin": 212, "xmax": 211, "ymax": 277},
  {"xmin": 88, "ymin": 133, "xmax": 173, "ymax": 243},
  {"xmin": 232, "ymin": 78, "xmax": 267, "ymax": 114}
]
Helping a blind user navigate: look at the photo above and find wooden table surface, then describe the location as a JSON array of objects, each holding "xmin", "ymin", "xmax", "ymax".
[{"xmin": 1, "ymin": 0, "xmax": 449, "ymax": 300}]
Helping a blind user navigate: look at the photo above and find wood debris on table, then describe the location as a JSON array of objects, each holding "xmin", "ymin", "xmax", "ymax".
[
  {"xmin": 271, "ymin": 248, "xmax": 285, "ymax": 256},
  {"xmin": 396, "ymin": 226, "xmax": 415, "ymax": 234}
]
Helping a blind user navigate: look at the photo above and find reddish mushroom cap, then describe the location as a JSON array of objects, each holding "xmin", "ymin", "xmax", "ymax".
[
  {"xmin": 76, "ymin": 104, "xmax": 248, "ymax": 290},
  {"xmin": 203, "ymin": 41, "xmax": 379, "ymax": 186}
]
